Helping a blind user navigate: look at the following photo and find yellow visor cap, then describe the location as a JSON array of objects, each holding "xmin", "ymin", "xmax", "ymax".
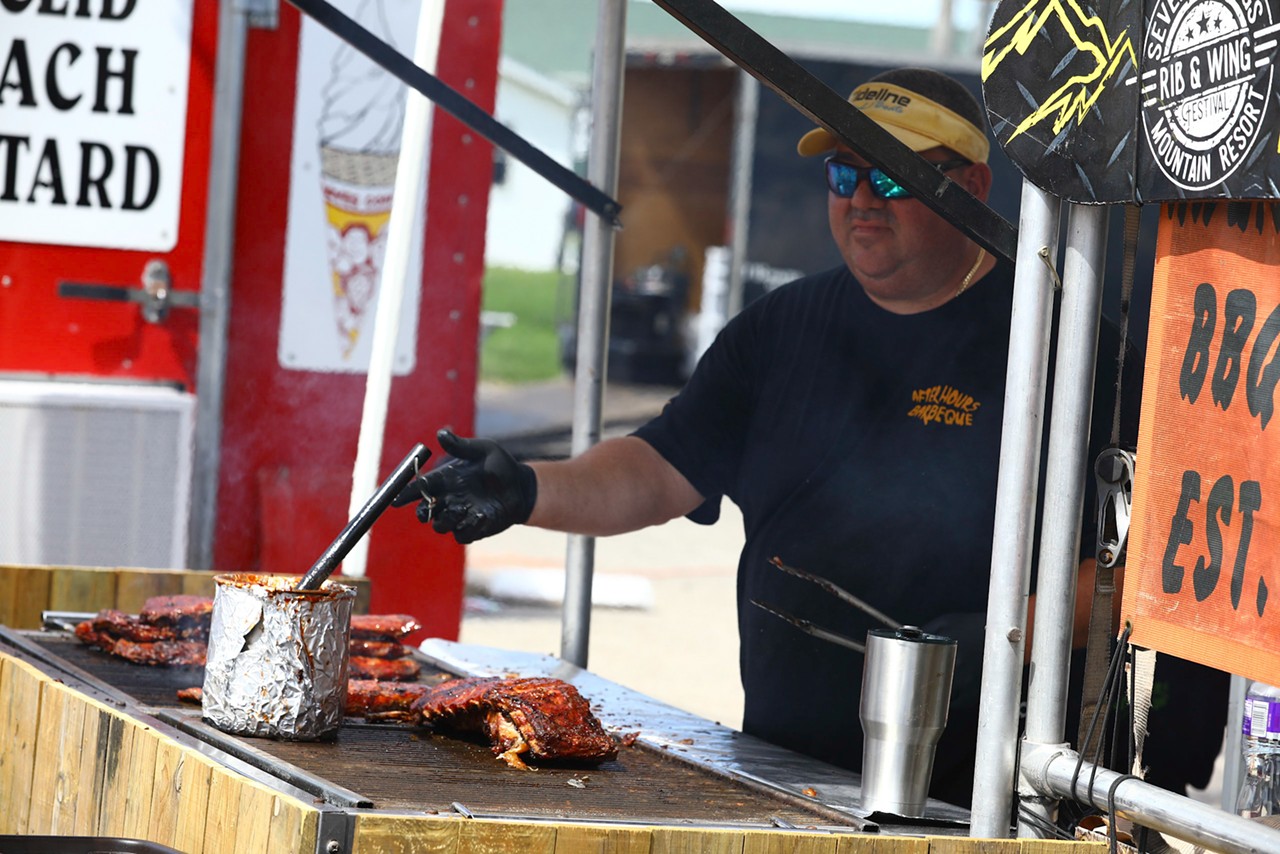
[{"xmin": 797, "ymin": 82, "xmax": 990, "ymax": 164}]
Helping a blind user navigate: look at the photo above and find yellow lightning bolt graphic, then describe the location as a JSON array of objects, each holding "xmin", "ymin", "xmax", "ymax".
[{"xmin": 983, "ymin": 0, "xmax": 1139, "ymax": 143}]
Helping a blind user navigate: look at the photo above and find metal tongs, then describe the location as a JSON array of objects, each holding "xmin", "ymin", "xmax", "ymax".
[
  {"xmin": 751, "ymin": 556, "xmax": 903, "ymax": 654},
  {"xmin": 296, "ymin": 443, "xmax": 431, "ymax": 590}
]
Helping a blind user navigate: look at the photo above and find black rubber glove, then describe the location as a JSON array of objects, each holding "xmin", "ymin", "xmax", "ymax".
[{"xmin": 392, "ymin": 429, "xmax": 537, "ymax": 544}]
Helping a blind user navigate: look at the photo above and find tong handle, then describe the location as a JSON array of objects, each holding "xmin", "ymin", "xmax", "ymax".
[{"xmin": 297, "ymin": 443, "xmax": 430, "ymax": 590}]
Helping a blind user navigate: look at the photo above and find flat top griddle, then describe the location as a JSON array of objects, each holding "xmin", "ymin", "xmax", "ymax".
[{"xmin": 15, "ymin": 630, "xmax": 886, "ymax": 831}]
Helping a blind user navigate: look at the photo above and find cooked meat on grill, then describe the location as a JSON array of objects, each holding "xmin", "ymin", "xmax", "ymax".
[
  {"xmin": 76, "ymin": 602, "xmax": 421, "ymax": 671},
  {"xmin": 348, "ymin": 655, "xmax": 421, "ymax": 681},
  {"xmin": 181, "ymin": 679, "xmax": 430, "ymax": 715},
  {"xmin": 110, "ymin": 637, "xmax": 207, "ymax": 667},
  {"xmin": 84, "ymin": 609, "xmax": 178, "ymax": 643},
  {"xmin": 75, "ymin": 606, "xmax": 205, "ymax": 666},
  {"xmin": 350, "ymin": 613, "xmax": 421, "ymax": 641},
  {"xmin": 348, "ymin": 638, "xmax": 410, "ymax": 659},
  {"xmin": 74, "ymin": 621, "xmax": 117, "ymax": 651},
  {"xmin": 177, "ymin": 686, "xmax": 203, "ymax": 704},
  {"xmin": 412, "ymin": 676, "xmax": 618, "ymax": 770},
  {"xmin": 345, "ymin": 679, "xmax": 432, "ymax": 720},
  {"xmin": 139, "ymin": 594, "xmax": 215, "ymax": 639}
]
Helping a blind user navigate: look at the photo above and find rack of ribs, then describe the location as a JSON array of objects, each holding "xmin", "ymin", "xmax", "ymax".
[
  {"xmin": 180, "ymin": 678, "xmax": 434, "ymax": 719},
  {"xmin": 350, "ymin": 613, "xmax": 421, "ymax": 640},
  {"xmin": 345, "ymin": 679, "xmax": 432, "ymax": 720},
  {"xmin": 139, "ymin": 594, "xmax": 215, "ymax": 640},
  {"xmin": 348, "ymin": 655, "xmax": 421, "ymax": 681},
  {"xmin": 412, "ymin": 676, "xmax": 618, "ymax": 770},
  {"xmin": 74, "ymin": 608, "xmax": 207, "ymax": 667},
  {"xmin": 77, "ymin": 597, "xmax": 422, "ymax": 671}
]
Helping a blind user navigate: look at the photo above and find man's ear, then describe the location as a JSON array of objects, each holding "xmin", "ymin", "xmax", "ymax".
[{"xmin": 965, "ymin": 162, "xmax": 994, "ymax": 203}]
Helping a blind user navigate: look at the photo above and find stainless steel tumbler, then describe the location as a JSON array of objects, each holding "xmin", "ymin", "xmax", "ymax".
[{"xmin": 859, "ymin": 626, "xmax": 957, "ymax": 816}]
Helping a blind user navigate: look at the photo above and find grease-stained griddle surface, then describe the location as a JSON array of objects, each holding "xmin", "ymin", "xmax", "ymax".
[{"xmin": 26, "ymin": 631, "xmax": 857, "ymax": 828}]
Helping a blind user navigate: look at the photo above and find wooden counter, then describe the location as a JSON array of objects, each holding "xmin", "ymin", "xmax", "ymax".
[{"xmin": 0, "ymin": 563, "xmax": 1106, "ymax": 853}]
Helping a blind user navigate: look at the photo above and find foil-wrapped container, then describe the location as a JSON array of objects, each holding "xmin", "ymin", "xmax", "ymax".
[{"xmin": 202, "ymin": 573, "xmax": 355, "ymax": 740}]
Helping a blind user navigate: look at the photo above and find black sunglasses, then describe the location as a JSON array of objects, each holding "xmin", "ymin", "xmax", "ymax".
[{"xmin": 824, "ymin": 156, "xmax": 972, "ymax": 200}]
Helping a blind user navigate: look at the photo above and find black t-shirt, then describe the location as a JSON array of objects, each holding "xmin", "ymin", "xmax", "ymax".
[{"xmin": 634, "ymin": 260, "xmax": 1159, "ymax": 805}]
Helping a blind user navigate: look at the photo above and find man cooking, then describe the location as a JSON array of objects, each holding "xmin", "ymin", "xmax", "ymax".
[{"xmin": 395, "ymin": 67, "xmax": 1222, "ymax": 808}]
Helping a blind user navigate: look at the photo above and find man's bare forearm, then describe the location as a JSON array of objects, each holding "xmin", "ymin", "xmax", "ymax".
[{"xmin": 526, "ymin": 436, "xmax": 705, "ymax": 536}]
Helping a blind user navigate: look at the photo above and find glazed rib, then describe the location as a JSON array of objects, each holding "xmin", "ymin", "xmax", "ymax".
[{"xmin": 413, "ymin": 676, "xmax": 618, "ymax": 769}]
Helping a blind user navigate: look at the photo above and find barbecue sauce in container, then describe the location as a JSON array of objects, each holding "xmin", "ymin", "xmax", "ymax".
[{"xmin": 202, "ymin": 573, "xmax": 356, "ymax": 740}]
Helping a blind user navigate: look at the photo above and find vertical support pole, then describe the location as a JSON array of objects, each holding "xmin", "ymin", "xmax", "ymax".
[
  {"xmin": 345, "ymin": 0, "xmax": 444, "ymax": 578},
  {"xmin": 189, "ymin": 2, "xmax": 250, "ymax": 569},
  {"xmin": 726, "ymin": 69, "xmax": 758, "ymax": 321},
  {"xmin": 969, "ymin": 180, "xmax": 1061, "ymax": 835},
  {"xmin": 562, "ymin": 0, "xmax": 627, "ymax": 668},
  {"xmin": 1019, "ymin": 203, "xmax": 1107, "ymax": 835}
]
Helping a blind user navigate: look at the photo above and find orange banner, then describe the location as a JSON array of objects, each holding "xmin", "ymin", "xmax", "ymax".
[{"xmin": 1125, "ymin": 202, "xmax": 1280, "ymax": 686}]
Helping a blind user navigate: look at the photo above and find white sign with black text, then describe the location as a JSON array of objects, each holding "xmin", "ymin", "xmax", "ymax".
[{"xmin": 0, "ymin": 0, "xmax": 193, "ymax": 251}]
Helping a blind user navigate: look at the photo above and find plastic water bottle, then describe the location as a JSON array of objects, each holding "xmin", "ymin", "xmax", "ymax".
[{"xmin": 1236, "ymin": 681, "xmax": 1280, "ymax": 818}]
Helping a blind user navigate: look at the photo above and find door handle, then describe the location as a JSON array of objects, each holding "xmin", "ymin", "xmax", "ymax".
[{"xmin": 59, "ymin": 260, "xmax": 199, "ymax": 324}]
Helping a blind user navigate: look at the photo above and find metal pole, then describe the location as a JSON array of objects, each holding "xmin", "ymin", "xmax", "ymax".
[
  {"xmin": 725, "ymin": 69, "xmax": 757, "ymax": 321},
  {"xmin": 1022, "ymin": 742, "xmax": 1280, "ymax": 854},
  {"xmin": 1223, "ymin": 673, "xmax": 1247, "ymax": 811},
  {"xmin": 345, "ymin": 0, "xmax": 444, "ymax": 578},
  {"xmin": 969, "ymin": 179, "xmax": 1061, "ymax": 835},
  {"xmin": 562, "ymin": 0, "xmax": 626, "ymax": 668},
  {"xmin": 189, "ymin": 1, "xmax": 251, "ymax": 570},
  {"xmin": 1019, "ymin": 203, "xmax": 1107, "ymax": 836}
]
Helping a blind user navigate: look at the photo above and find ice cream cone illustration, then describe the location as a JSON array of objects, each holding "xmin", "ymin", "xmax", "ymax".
[{"xmin": 317, "ymin": 0, "xmax": 406, "ymax": 358}]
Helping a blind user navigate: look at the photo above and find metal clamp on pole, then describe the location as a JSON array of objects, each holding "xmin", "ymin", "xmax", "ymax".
[
  {"xmin": 58, "ymin": 259, "xmax": 200, "ymax": 324},
  {"xmin": 1095, "ymin": 447, "xmax": 1135, "ymax": 569}
]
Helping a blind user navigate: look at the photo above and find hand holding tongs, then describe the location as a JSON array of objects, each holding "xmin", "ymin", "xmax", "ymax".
[{"xmin": 751, "ymin": 556, "xmax": 903, "ymax": 654}]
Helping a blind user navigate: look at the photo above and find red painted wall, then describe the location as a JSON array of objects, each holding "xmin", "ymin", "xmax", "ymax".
[{"xmin": 214, "ymin": 2, "xmax": 502, "ymax": 641}]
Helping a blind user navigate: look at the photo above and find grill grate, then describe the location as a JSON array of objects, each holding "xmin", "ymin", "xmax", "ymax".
[{"xmin": 23, "ymin": 631, "xmax": 863, "ymax": 829}]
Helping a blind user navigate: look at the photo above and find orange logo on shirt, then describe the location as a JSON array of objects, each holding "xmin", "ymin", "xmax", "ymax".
[{"xmin": 908, "ymin": 384, "xmax": 981, "ymax": 426}]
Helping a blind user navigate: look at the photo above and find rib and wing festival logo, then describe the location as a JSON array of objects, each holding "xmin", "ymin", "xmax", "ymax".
[
  {"xmin": 1140, "ymin": 0, "xmax": 1276, "ymax": 191},
  {"xmin": 981, "ymin": 0, "xmax": 1280, "ymax": 202}
]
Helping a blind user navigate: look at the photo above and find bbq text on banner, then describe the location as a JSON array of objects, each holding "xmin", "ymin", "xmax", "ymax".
[{"xmin": 1124, "ymin": 202, "xmax": 1280, "ymax": 687}]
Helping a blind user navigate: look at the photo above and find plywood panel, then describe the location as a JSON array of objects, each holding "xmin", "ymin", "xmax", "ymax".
[
  {"xmin": 202, "ymin": 759, "xmax": 244, "ymax": 852},
  {"xmin": 120, "ymin": 719, "xmax": 159, "ymax": 840},
  {"xmin": 146, "ymin": 737, "xmax": 186, "ymax": 848},
  {"xmin": 266, "ymin": 792, "xmax": 310, "ymax": 854},
  {"xmin": 181, "ymin": 571, "xmax": 220, "ymax": 597},
  {"xmin": 116, "ymin": 569, "xmax": 187, "ymax": 613},
  {"xmin": 0, "ymin": 566, "xmax": 52, "ymax": 629},
  {"xmin": 50, "ymin": 566, "xmax": 117, "ymax": 613},
  {"xmin": 354, "ymin": 814, "xmax": 461, "ymax": 853},
  {"xmin": 652, "ymin": 827, "xmax": 744, "ymax": 854},
  {"xmin": 554, "ymin": 824, "xmax": 653, "ymax": 853},
  {"xmin": 742, "ymin": 829, "xmax": 839, "ymax": 853},
  {"xmin": 0, "ymin": 655, "xmax": 43, "ymax": 833},
  {"xmin": 928, "ymin": 840, "xmax": 1022, "ymax": 854},
  {"xmin": 233, "ymin": 775, "xmax": 281, "ymax": 853},
  {"xmin": 835, "ymin": 836, "xmax": 930, "ymax": 854},
  {"xmin": 33, "ymin": 682, "xmax": 68, "ymax": 833},
  {"xmin": 46, "ymin": 680, "xmax": 89, "ymax": 834},
  {"xmin": 1017, "ymin": 843, "xmax": 1105, "ymax": 854},
  {"xmin": 459, "ymin": 819, "xmax": 558, "ymax": 853},
  {"xmin": 96, "ymin": 710, "xmax": 133, "ymax": 837},
  {"xmin": 71, "ymin": 695, "xmax": 108, "ymax": 835},
  {"xmin": 171, "ymin": 751, "xmax": 216, "ymax": 854}
]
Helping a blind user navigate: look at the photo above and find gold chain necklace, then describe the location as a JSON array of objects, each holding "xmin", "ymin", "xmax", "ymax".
[{"xmin": 954, "ymin": 247, "xmax": 987, "ymax": 298}]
